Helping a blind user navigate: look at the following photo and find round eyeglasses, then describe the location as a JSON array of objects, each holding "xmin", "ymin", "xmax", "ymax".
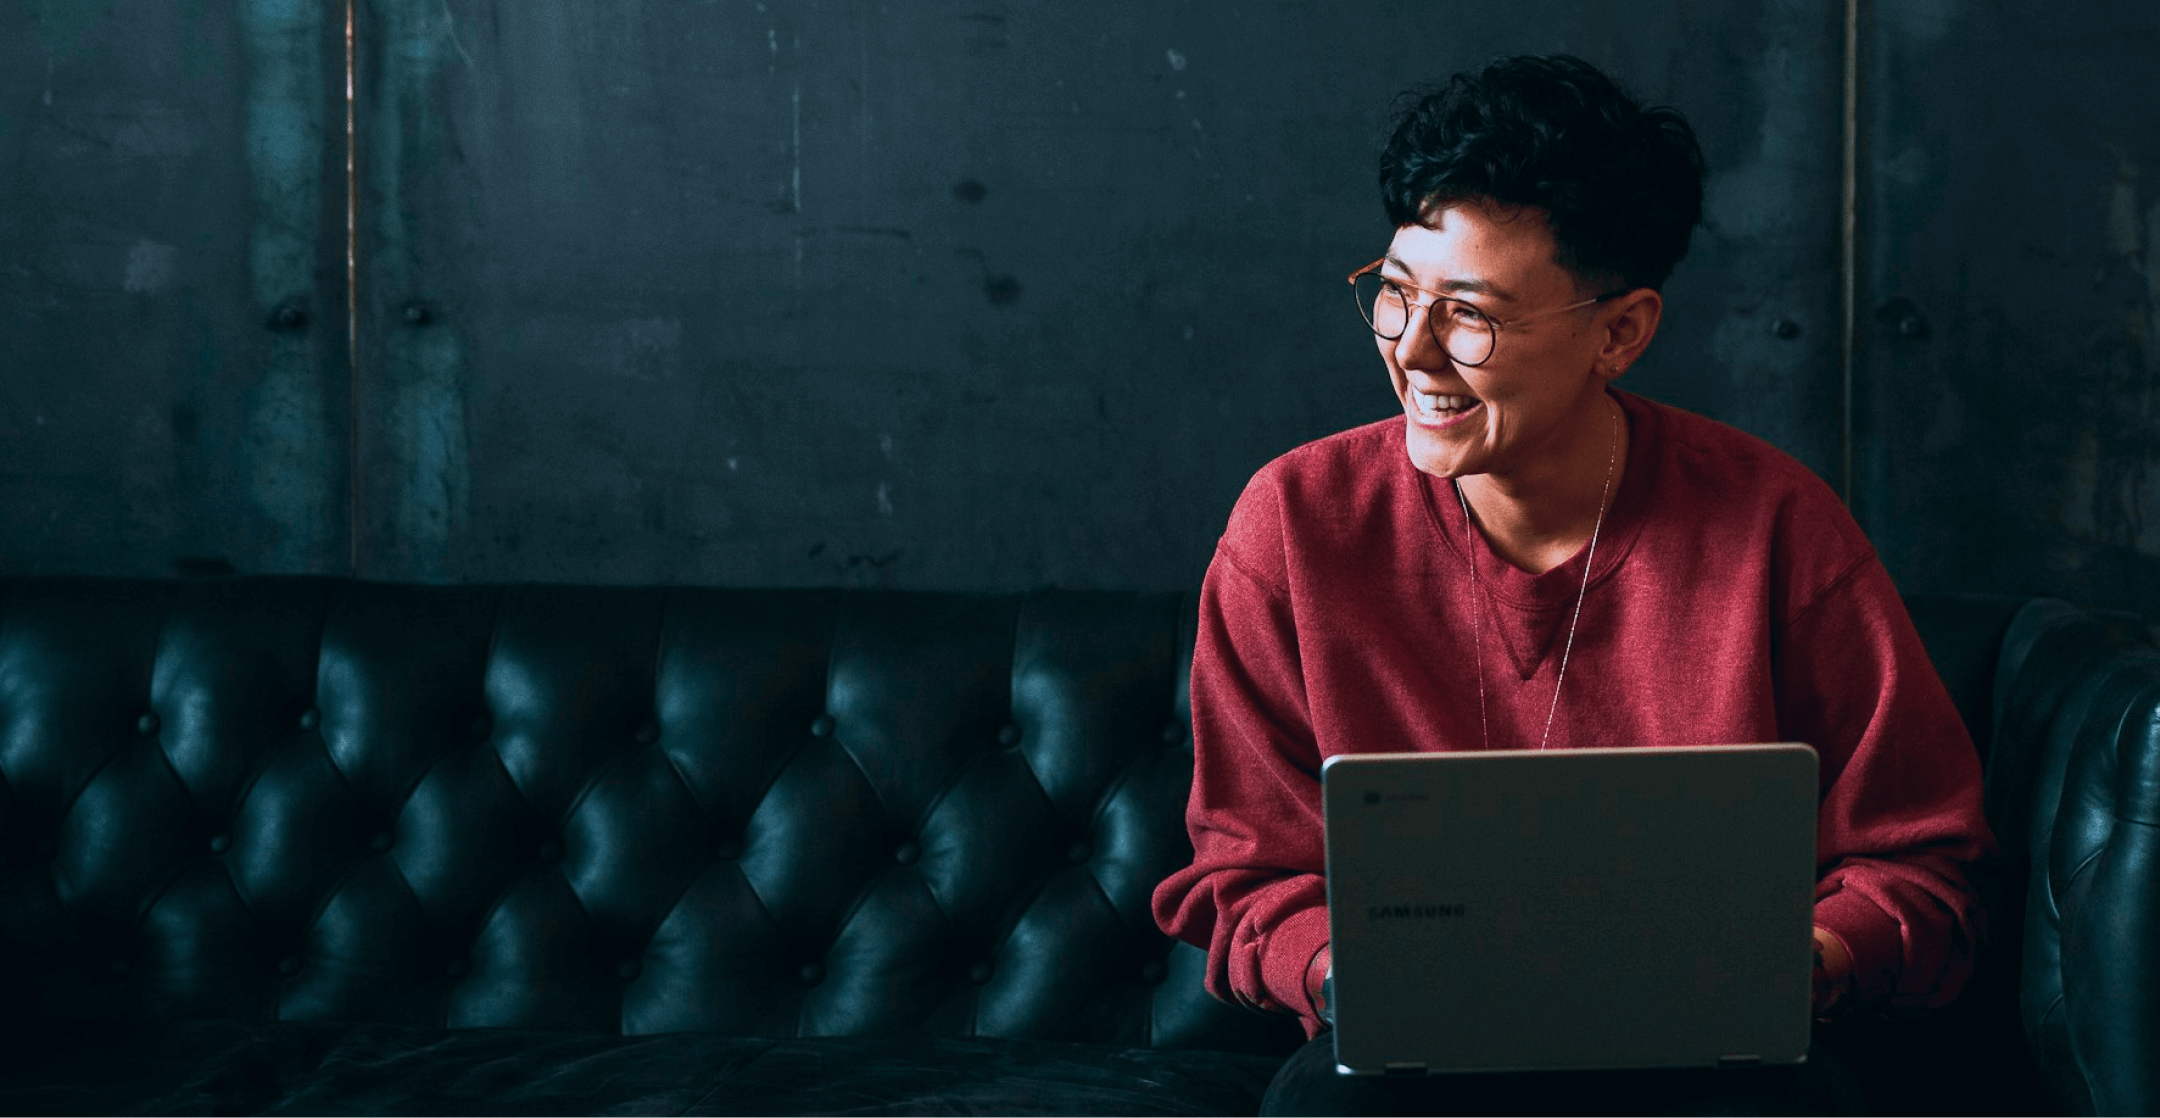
[{"xmin": 1348, "ymin": 262, "xmax": 1627, "ymax": 367}]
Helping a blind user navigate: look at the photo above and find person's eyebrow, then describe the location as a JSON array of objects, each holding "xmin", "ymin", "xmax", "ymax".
[{"xmin": 1381, "ymin": 254, "xmax": 1514, "ymax": 301}]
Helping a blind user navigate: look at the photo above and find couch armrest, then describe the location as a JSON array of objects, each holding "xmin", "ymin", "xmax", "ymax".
[{"xmin": 1993, "ymin": 599, "xmax": 2160, "ymax": 1115}]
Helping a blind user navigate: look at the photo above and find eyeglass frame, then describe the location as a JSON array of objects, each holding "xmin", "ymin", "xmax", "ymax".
[{"xmin": 1347, "ymin": 259, "xmax": 1630, "ymax": 368}]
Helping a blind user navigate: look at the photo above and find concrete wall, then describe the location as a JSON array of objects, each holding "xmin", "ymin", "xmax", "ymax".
[
  {"xmin": 4, "ymin": 1, "xmax": 2154, "ymax": 617},
  {"xmin": 2, "ymin": 0, "xmax": 349, "ymax": 576},
  {"xmin": 1855, "ymin": 2, "xmax": 2160, "ymax": 609}
]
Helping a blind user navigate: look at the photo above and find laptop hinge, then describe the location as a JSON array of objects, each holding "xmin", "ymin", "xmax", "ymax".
[
  {"xmin": 1383, "ymin": 1062, "xmax": 1427, "ymax": 1076},
  {"xmin": 1718, "ymin": 1054, "xmax": 1762, "ymax": 1068}
]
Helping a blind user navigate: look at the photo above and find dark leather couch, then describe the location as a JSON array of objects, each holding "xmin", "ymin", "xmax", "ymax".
[{"xmin": 0, "ymin": 578, "xmax": 2150, "ymax": 1114}]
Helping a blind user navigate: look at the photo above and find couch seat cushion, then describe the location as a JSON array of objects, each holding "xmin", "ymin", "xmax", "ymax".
[{"xmin": 0, "ymin": 1017, "xmax": 1281, "ymax": 1115}]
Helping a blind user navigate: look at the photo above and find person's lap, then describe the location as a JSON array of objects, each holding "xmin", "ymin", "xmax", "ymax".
[{"xmin": 1261, "ymin": 1031, "xmax": 1866, "ymax": 1117}]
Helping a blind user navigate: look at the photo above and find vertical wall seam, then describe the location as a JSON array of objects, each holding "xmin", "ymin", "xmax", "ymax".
[
  {"xmin": 345, "ymin": 0, "xmax": 362, "ymax": 576},
  {"xmin": 1839, "ymin": 0, "xmax": 1860, "ymax": 506}
]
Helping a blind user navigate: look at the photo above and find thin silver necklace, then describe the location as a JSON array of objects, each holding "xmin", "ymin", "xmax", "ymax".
[{"xmin": 1453, "ymin": 402, "xmax": 1620, "ymax": 752}]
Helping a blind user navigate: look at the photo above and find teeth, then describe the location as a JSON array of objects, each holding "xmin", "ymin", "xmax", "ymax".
[{"xmin": 1414, "ymin": 392, "xmax": 1475, "ymax": 414}]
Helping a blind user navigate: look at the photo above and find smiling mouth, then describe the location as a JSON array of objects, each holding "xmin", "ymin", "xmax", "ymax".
[{"xmin": 1411, "ymin": 391, "xmax": 1479, "ymax": 422}]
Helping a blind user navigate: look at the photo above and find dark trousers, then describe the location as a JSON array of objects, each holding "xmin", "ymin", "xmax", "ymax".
[{"xmin": 1261, "ymin": 1031, "xmax": 1866, "ymax": 1116}]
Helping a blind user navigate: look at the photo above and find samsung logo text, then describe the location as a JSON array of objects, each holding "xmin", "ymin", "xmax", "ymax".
[{"xmin": 1365, "ymin": 903, "xmax": 1468, "ymax": 920}]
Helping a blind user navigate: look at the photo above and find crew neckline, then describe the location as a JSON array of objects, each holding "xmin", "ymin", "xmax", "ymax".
[{"xmin": 1416, "ymin": 389, "xmax": 1660, "ymax": 612}]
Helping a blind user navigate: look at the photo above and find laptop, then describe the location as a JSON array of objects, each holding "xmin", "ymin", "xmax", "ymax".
[{"xmin": 1321, "ymin": 743, "xmax": 1818, "ymax": 1076}]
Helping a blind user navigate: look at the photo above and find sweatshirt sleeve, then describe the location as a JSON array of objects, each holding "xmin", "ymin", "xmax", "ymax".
[
  {"xmin": 1151, "ymin": 480, "xmax": 1332, "ymax": 1032},
  {"xmin": 1777, "ymin": 555, "xmax": 1997, "ymax": 1014}
]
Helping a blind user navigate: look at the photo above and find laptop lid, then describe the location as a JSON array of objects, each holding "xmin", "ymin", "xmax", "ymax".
[{"xmin": 1322, "ymin": 744, "xmax": 1818, "ymax": 1076}]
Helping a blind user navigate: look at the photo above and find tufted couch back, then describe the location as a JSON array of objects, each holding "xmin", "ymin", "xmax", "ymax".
[
  {"xmin": 0, "ymin": 578, "xmax": 1294, "ymax": 1054},
  {"xmin": 10, "ymin": 579, "xmax": 2156, "ymax": 1109},
  {"xmin": 1987, "ymin": 600, "xmax": 2160, "ymax": 1115}
]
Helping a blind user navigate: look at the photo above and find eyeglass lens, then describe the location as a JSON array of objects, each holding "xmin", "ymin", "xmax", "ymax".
[{"xmin": 1352, "ymin": 273, "xmax": 1496, "ymax": 366}]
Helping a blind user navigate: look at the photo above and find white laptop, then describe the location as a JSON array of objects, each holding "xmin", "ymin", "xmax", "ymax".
[{"xmin": 1321, "ymin": 744, "xmax": 1818, "ymax": 1076}]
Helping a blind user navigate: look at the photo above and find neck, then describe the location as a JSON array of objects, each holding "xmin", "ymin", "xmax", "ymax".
[{"xmin": 1457, "ymin": 391, "xmax": 1627, "ymax": 576}]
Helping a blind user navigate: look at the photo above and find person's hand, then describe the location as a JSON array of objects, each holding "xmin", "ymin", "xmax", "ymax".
[
  {"xmin": 1811, "ymin": 926, "xmax": 1854, "ymax": 1019},
  {"xmin": 1305, "ymin": 943, "xmax": 1334, "ymax": 1026}
]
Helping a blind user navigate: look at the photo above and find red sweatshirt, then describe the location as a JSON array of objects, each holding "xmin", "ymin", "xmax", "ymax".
[{"xmin": 1152, "ymin": 390, "xmax": 1995, "ymax": 1034}]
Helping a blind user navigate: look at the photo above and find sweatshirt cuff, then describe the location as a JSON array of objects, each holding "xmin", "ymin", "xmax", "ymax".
[
  {"xmin": 1262, "ymin": 904, "xmax": 1332, "ymax": 1021},
  {"xmin": 1813, "ymin": 887, "xmax": 1903, "ymax": 1010}
]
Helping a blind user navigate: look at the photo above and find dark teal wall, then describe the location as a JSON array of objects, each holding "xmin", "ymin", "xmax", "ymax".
[
  {"xmin": 1854, "ymin": 2, "xmax": 2160, "ymax": 608},
  {"xmin": 345, "ymin": 0, "xmax": 1842, "ymax": 589},
  {"xmin": 4, "ymin": 1, "xmax": 2156, "ymax": 617},
  {"xmin": 2, "ymin": 0, "xmax": 350, "ymax": 576}
]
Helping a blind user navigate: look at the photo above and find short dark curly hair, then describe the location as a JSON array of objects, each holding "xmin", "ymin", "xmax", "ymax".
[{"xmin": 1379, "ymin": 54, "xmax": 1706, "ymax": 292}]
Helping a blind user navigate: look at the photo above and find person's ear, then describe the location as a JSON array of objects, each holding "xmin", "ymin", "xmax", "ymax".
[{"xmin": 1596, "ymin": 288, "xmax": 1663, "ymax": 382}]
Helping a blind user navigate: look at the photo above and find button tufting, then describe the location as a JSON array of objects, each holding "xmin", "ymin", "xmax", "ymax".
[
  {"xmin": 893, "ymin": 840, "xmax": 921, "ymax": 865},
  {"xmin": 296, "ymin": 708, "xmax": 320, "ymax": 732},
  {"xmin": 444, "ymin": 959, "xmax": 470, "ymax": 979},
  {"xmin": 276, "ymin": 954, "xmax": 302, "ymax": 977},
  {"xmin": 616, "ymin": 958, "xmax": 641, "ymax": 981},
  {"xmin": 468, "ymin": 714, "xmax": 493, "ymax": 741},
  {"xmin": 135, "ymin": 713, "xmax": 160, "ymax": 737},
  {"xmin": 997, "ymin": 724, "xmax": 1022, "ymax": 747},
  {"xmin": 968, "ymin": 959, "xmax": 995, "ymax": 985},
  {"xmin": 537, "ymin": 838, "xmax": 564, "ymax": 863},
  {"xmin": 632, "ymin": 719, "xmax": 660, "ymax": 745},
  {"xmin": 1065, "ymin": 839, "xmax": 1092, "ymax": 864},
  {"xmin": 809, "ymin": 714, "xmax": 835, "ymax": 738},
  {"xmin": 713, "ymin": 837, "xmax": 743, "ymax": 861},
  {"xmin": 33, "ymin": 838, "xmax": 56, "ymax": 861},
  {"xmin": 368, "ymin": 831, "xmax": 394, "ymax": 854},
  {"xmin": 1160, "ymin": 722, "xmax": 1186, "ymax": 744},
  {"xmin": 206, "ymin": 833, "xmax": 231, "ymax": 855},
  {"xmin": 798, "ymin": 961, "xmax": 825, "ymax": 986},
  {"xmin": 108, "ymin": 959, "xmax": 130, "ymax": 979},
  {"xmin": 1141, "ymin": 959, "xmax": 1167, "ymax": 985}
]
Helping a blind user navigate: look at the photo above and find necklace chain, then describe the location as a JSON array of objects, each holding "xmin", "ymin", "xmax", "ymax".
[{"xmin": 1453, "ymin": 402, "xmax": 1620, "ymax": 752}]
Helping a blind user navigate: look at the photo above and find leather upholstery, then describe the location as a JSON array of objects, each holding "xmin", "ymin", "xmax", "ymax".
[
  {"xmin": 1991, "ymin": 599, "xmax": 2160, "ymax": 1115},
  {"xmin": 0, "ymin": 578, "xmax": 1295, "ymax": 1055},
  {"xmin": 8, "ymin": 578, "xmax": 2157, "ymax": 1112}
]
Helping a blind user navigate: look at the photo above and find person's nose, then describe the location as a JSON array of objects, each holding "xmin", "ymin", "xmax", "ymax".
[{"xmin": 1392, "ymin": 300, "xmax": 1452, "ymax": 373}]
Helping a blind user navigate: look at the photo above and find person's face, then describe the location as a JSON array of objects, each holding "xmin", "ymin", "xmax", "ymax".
[{"xmin": 1375, "ymin": 201, "xmax": 1617, "ymax": 482}]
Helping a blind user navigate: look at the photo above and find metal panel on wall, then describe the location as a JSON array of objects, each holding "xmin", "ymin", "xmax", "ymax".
[
  {"xmin": 0, "ymin": 0, "xmax": 350, "ymax": 578},
  {"xmin": 1858, "ymin": 0, "xmax": 2160, "ymax": 616},
  {"xmin": 352, "ymin": 0, "xmax": 1844, "ymax": 589}
]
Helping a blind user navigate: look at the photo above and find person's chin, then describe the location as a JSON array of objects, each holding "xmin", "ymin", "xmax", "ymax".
[{"xmin": 1403, "ymin": 421, "xmax": 1472, "ymax": 480}]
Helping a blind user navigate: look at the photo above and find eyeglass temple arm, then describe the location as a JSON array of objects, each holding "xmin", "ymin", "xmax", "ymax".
[{"xmin": 1505, "ymin": 288, "xmax": 1631, "ymax": 326}]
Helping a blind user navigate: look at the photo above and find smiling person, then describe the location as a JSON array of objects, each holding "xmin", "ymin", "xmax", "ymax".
[{"xmin": 1151, "ymin": 55, "xmax": 1994, "ymax": 1116}]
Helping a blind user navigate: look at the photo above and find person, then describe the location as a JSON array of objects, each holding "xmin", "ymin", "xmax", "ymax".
[{"xmin": 1150, "ymin": 54, "xmax": 1994, "ymax": 1116}]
